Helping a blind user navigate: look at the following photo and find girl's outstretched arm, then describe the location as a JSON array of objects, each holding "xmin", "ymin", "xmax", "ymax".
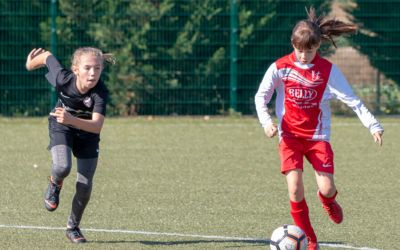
[{"xmin": 26, "ymin": 48, "xmax": 52, "ymax": 71}]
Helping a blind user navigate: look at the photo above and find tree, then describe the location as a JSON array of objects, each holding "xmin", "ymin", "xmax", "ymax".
[
  {"xmin": 47, "ymin": 0, "xmax": 332, "ymax": 115},
  {"xmin": 86, "ymin": 0, "xmax": 231, "ymax": 115},
  {"xmin": 347, "ymin": 0, "xmax": 400, "ymax": 87}
]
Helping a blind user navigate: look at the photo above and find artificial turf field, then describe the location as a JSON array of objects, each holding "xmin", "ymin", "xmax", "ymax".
[{"xmin": 0, "ymin": 116, "xmax": 398, "ymax": 250}]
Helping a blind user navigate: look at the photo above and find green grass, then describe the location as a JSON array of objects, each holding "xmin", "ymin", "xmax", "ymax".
[{"xmin": 0, "ymin": 116, "xmax": 399, "ymax": 250}]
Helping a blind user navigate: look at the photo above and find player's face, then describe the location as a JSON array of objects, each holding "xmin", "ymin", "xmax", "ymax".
[
  {"xmin": 293, "ymin": 45, "xmax": 319, "ymax": 65},
  {"xmin": 74, "ymin": 54, "xmax": 103, "ymax": 93}
]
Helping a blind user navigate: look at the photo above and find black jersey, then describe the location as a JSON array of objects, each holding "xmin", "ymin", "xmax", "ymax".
[{"xmin": 45, "ymin": 55, "xmax": 108, "ymax": 119}]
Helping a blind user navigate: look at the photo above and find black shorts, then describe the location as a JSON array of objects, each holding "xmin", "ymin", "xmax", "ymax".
[{"xmin": 48, "ymin": 117, "xmax": 100, "ymax": 159}]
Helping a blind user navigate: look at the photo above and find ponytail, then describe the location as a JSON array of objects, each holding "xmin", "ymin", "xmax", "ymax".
[
  {"xmin": 291, "ymin": 6, "xmax": 357, "ymax": 49},
  {"xmin": 102, "ymin": 53, "xmax": 116, "ymax": 65}
]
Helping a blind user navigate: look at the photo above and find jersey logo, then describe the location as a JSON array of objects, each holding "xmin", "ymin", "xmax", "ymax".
[
  {"xmin": 311, "ymin": 70, "xmax": 321, "ymax": 82},
  {"xmin": 287, "ymin": 87, "xmax": 317, "ymax": 101},
  {"xmin": 83, "ymin": 97, "xmax": 93, "ymax": 108}
]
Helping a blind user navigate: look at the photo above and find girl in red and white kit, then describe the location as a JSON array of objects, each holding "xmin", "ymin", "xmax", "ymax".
[{"xmin": 255, "ymin": 7, "xmax": 383, "ymax": 250}]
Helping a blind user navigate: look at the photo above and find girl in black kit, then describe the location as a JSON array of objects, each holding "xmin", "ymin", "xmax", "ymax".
[{"xmin": 26, "ymin": 47, "xmax": 115, "ymax": 243}]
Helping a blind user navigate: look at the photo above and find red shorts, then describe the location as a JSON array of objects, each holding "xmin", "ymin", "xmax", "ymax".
[{"xmin": 279, "ymin": 136, "xmax": 334, "ymax": 174}]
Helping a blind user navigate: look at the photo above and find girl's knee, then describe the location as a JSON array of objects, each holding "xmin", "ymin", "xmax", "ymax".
[
  {"xmin": 52, "ymin": 162, "xmax": 72, "ymax": 179},
  {"xmin": 319, "ymin": 186, "xmax": 337, "ymax": 198}
]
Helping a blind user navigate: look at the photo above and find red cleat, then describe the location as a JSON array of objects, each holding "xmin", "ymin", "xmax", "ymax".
[{"xmin": 318, "ymin": 191, "xmax": 343, "ymax": 224}]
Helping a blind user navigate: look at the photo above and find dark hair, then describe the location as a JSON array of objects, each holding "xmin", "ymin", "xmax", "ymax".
[{"xmin": 291, "ymin": 6, "xmax": 357, "ymax": 49}]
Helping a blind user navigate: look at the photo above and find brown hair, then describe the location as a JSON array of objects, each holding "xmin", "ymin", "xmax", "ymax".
[
  {"xmin": 291, "ymin": 6, "xmax": 357, "ymax": 49},
  {"xmin": 71, "ymin": 47, "xmax": 116, "ymax": 69}
]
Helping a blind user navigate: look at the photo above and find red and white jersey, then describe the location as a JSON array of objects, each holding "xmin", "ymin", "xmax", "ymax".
[{"xmin": 255, "ymin": 52, "xmax": 383, "ymax": 141}]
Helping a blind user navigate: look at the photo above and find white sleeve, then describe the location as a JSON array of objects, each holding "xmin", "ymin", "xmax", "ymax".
[
  {"xmin": 255, "ymin": 63, "xmax": 280, "ymax": 127},
  {"xmin": 327, "ymin": 65, "xmax": 384, "ymax": 134}
]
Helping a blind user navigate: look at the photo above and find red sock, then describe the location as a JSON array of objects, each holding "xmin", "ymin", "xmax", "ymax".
[{"xmin": 290, "ymin": 199, "xmax": 317, "ymax": 242}]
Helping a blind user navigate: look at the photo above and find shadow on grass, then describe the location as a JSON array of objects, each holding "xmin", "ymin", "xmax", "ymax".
[
  {"xmin": 90, "ymin": 239, "xmax": 346, "ymax": 248},
  {"xmin": 91, "ymin": 239, "xmax": 270, "ymax": 247}
]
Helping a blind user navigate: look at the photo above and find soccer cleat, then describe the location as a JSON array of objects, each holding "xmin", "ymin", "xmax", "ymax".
[
  {"xmin": 66, "ymin": 227, "xmax": 87, "ymax": 243},
  {"xmin": 318, "ymin": 191, "xmax": 343, "ymax": 224},
  {"xmin": 307, "ymin": 240, "xmax": 320, "ymax": 250},
  {"xmin": 44, "ymin": 176, "xmax": 62, "ymax": 212}
]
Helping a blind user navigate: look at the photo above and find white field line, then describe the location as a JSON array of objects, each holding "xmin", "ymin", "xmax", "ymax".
[{"xmin": 0, "ymin": 224, "xmax": 380, "ymax": 250}]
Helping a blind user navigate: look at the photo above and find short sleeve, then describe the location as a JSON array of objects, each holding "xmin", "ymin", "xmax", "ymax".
[{"xmin": 45, "ymin": 55, "xmax": 74, "ymax": 87}]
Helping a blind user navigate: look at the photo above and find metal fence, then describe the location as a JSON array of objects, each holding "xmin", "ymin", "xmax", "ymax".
[{"xmin": 1, "ymin": 0, "xmax": 399, "ymax": 116}]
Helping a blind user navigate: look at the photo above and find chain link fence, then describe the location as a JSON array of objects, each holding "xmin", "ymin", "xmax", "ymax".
[{"xmin": 1, "ymin": 0, "xmax": 399, "ymax": 116}]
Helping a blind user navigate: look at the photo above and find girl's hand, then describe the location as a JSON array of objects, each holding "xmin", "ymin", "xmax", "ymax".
[
  {"xmin": 373, "ymin": 131, "xmax": 383, "ymax": 146},
  {"xmin": 26, "ymin": 48, "xmax": 51, "ymax": 71},
  {"xmin": 264, "ymin": 123, "xmax": 278, "ymax": 138},
  {"xmin": 49, "ymin": 107, "xmax": 73, "ymax": 125}
]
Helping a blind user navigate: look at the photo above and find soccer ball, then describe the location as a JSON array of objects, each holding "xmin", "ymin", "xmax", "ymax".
[{"xmin": 270, "ymin": 224, "xmax": 308, "ymax": 250}]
